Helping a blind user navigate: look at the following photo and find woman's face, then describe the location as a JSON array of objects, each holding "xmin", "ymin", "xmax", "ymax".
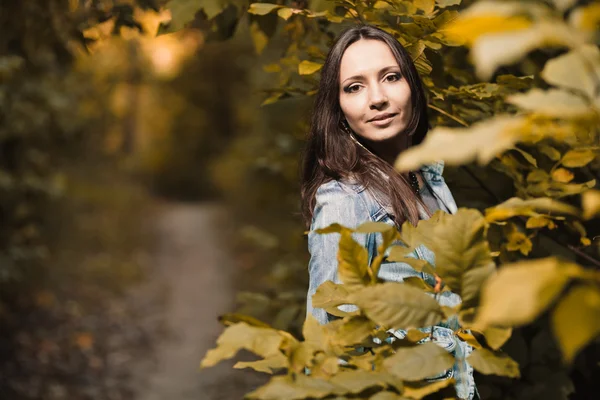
[{"xmin": 338, "ymin": 39, "xmax": 413, "ymax": 143}]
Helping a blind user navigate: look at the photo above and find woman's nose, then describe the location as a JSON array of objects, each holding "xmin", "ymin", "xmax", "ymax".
[{"xmin": 369, "ymin": 84, "xmax": 388, "ymax": 110}]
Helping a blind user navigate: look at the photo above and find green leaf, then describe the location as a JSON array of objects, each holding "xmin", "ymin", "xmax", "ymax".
[
  {"xmin": 552, "ymin": 284, "xmax": 600, "ymax": 363},
  {"xmin": 201, "ymin": 322, "xmax": 284, "ymax": 368},
  {"xmin": 477, "ymin": 258, "xmax": 582, "ymax": 327},
  {"xmin": 541, "ymin": 44, "xmax": 600, "ymax": 104},
  {"xmin": 338, "ymin": 231, "xmax": 370, "ymax": 288},
  {"xmin": 560, "ymin": 149, "xmax": 598, "ymax": 168},
  {"xmin": 299, "ymin": 60, "xmax": 324, "ymax": 75},
  {"xmin": 248, "ymin": 2, "xmax": 282, "ymax": 15},
  {"xmin": 384, "ymin": 342, "xmax": 454, "ymax": 381},
  {"xmin": 312, "ymin": 281, "xmax": 351, "ymax": 309},
  {"xmin": 403, "ymin": 379, "xmax": 455, "ymax": 399},
  {"xmin": 234, "ymin": 353, "xmax": 288, "ymax": 374},
  {"xmin": 350, "ymin": 282, "xmax": 444, "ymax": 330},
  {"xmin": 468, "ymin": 348, "xmax": 520, "ymax": 378},
  {"xmin": 395, "ymin": 116, "xmax": 527, "ymax": 171}
]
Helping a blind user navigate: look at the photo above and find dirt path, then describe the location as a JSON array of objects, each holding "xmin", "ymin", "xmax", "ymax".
[{"xmin": 133, "ymin": 202, "xmax": 266, "ymax": 400}]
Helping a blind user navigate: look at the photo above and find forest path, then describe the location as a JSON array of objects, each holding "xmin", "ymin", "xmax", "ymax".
[{"xmin": 132, "ymin": 202, "xmax": 265, "ymax": 400}]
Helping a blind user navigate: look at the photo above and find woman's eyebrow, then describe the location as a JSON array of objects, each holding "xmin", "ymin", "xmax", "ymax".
[{"xmin": 340, "ymin": 65, "xmax": 400, "ymax": 85}]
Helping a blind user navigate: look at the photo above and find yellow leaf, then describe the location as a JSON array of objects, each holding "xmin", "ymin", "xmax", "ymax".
[
  {"xmin": 552, "ymin": 168, "xmax": 574, "ymax": 183},
  {"xmin": 471, "ymin": 21, "xmax": 583, "ymax": 80},
  {"xmin": 329, "ymin": 369, "xmax": 401, "ymax": 394},
  {"xmin": 403, "ymin": 379, "xmax": 455, "ymax": 399},
  {"xmin": 526, "ymin": 216, "xmax": 556, "ymax": 229},
  {"xmin": 569, "ymin": 3, "xmax": 600, "ymax": 34},
  {"xmin": 250, "ymin": 21, "xmax": 269, "ymax": 55},
  {"xmin": 350, "ymin": 283, "xmax": 444, "ymax": 330},
  {"xmin": 234, "ymin": 353, "xmax": 288, "ymax": 374},
  {"xmin": 395, "ymin": 116, "xmax": 526, "ymax": 171},
  {"xmin": 383, "ymin": 342, "xmax": 455, "ymax": 381},
  {"xmin": 248, "ymin": 2, "xmax": 282, "ymax": 15},
  {"xmin": 561, "ymin": 149, "xmax": 598, "ymax": 168},
  {"xmin": 468, "ymin": 348, "xmax": 520, "ymax": 378},
  {"xmin": 477, "ymin": 258, "xmax": 582, "ymax": 327},
  {"xmin": 541, "ymin": 45, "xmax": 600, "ymax": 104},
  {"xmin": 261, "ymin": 92, "xmax": 283, "ymax": 106},
  {"xmin": 582, "ymin": 189, "xmax": 600, "ymax": 219},
  {"xmin": 324, "ymin": 316, "xmax": 375, "ymax": 346},
  {"xmin": 201, "ymin": 323, "xmax": 285, "ymax": 368},
  {"xmin": 298, "ymin": 60, "xmax": 323, "ymax": 75},
  {"xmin": 551, "ymin": 0, "xmax": 577, "ymax": 12},
  {"xmin": 552, "ymin": 284, "xmax": 600, "ymax": 363},
  {"xmin": 505, "ymin": 229, "xmax": 532, "ymax": 256},
  {"xmin": 507, "ymin": 89, "xmax": 591, "ymax": 117},
  {"xmin": 277, "ymin": 7, "xmax": 294, "ymax": 20},
  {"xmin": 442, "ymin": 15, "xmax": 531, "ymax": 46},
  {"xmin": 373, "ymin": 1, "xmax": 392, "ymax": 10},
  {"xmin": 539, "ymin": 145, "xmax": 561, "ymax": 161},
  {"xmin": 414, "ymin": 0, "xmax": 435, "ymax": 14},
  {"xmin": 338, "ymin": 231, "xmax": 370, "ymax": 287},
  {"xmin": 456, "ymin": 330, "xmax": 482, "ymax": 348},
  {"xmin": 312, "ymin": 281, "xmax": 350, "ymax": 309},
  {"xmin": 369, "ymin": 392, "xmax": 405, "ymax": 400},
  {"xmin": 406, "ymin": 329, "xmax": 430, "ymax": 342},
  {"xmin": 485, "ymin": 197, "xmax": 580, "ymax": 222},
  {"xmin": 262, "ymin": 63, "xmax": 281, "ymax": 73},
  {"xmin": 436, "ymin": 0, "xmax": 461, "ymax": 8},
  {"xmin": 479, "ymin": 326, "xmax": 513, "ymax": 350}
]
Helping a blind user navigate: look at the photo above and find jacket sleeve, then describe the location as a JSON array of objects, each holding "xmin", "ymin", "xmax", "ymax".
[{"xmin": 306, "ymin": 182, "xmax": 372, "ymax": 325}]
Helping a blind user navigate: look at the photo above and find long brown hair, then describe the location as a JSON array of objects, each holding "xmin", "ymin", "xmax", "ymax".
[{"xmin": 301, "ymin": 24, "xmax": 430, "ymax": 229}]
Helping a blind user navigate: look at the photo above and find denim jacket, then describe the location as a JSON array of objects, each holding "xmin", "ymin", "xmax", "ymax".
[{"xmin": 306, "ymin": 161, "xmax": 476, "ymax": 400}]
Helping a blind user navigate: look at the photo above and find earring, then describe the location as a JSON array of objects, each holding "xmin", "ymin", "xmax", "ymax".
[
  {"xmin": 340, "ymin": 119, "xmax": 352, "ymax": 135},
  {"xmin": 341, "ymin": 120, "xmax": 373, "ymax": 154}
]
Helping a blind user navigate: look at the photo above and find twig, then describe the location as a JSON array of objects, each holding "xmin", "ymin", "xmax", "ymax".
[
  {"xmin": 428, "ymin": 104, "xmax": 469, "ymax": 127},
  {"xmin": 461, "ymin": 165, "xmax": 600, "ymax": 267}
]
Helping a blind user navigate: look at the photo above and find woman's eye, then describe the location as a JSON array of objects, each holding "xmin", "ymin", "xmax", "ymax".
[
  {"xmin": 386, "ymin": 73, "xmax": 401, "ymax": 82},
  {"xmin": 344, "ymin": 85, "xmax": 360, "ymax": 93}
]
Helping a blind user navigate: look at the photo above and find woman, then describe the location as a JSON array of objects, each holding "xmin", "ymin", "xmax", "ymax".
[{"xmin": 300, "ymin": 25, "xmax": 477, "ymax": 400}]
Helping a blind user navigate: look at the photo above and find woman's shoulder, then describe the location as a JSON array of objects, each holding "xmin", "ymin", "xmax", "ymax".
[
  {"xmin": 315, "ymin": 177, "xmax": 366, "ymax": 197},
  {"xmin": 313, "ymin": 178, "xmax": 382, "ymax": 220}
]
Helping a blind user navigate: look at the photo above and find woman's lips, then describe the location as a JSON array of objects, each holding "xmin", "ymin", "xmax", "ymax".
[{"xmin": 370, "ymin": 113, "xmax": 397, "ymax": 127}]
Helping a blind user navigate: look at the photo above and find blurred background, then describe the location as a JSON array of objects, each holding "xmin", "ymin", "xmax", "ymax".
[
  {"xmin": 0, "ymin": 1, "xmax": 317, "ymax": 399},
  {"xmin": 1, "ymin": 0, "xmax": 598, "ymax": 400}
]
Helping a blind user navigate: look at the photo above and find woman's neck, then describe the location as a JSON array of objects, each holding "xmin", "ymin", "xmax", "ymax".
[{"xmin": 363, "ymin": 134, "xmax": 411, "ymax": 166}]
